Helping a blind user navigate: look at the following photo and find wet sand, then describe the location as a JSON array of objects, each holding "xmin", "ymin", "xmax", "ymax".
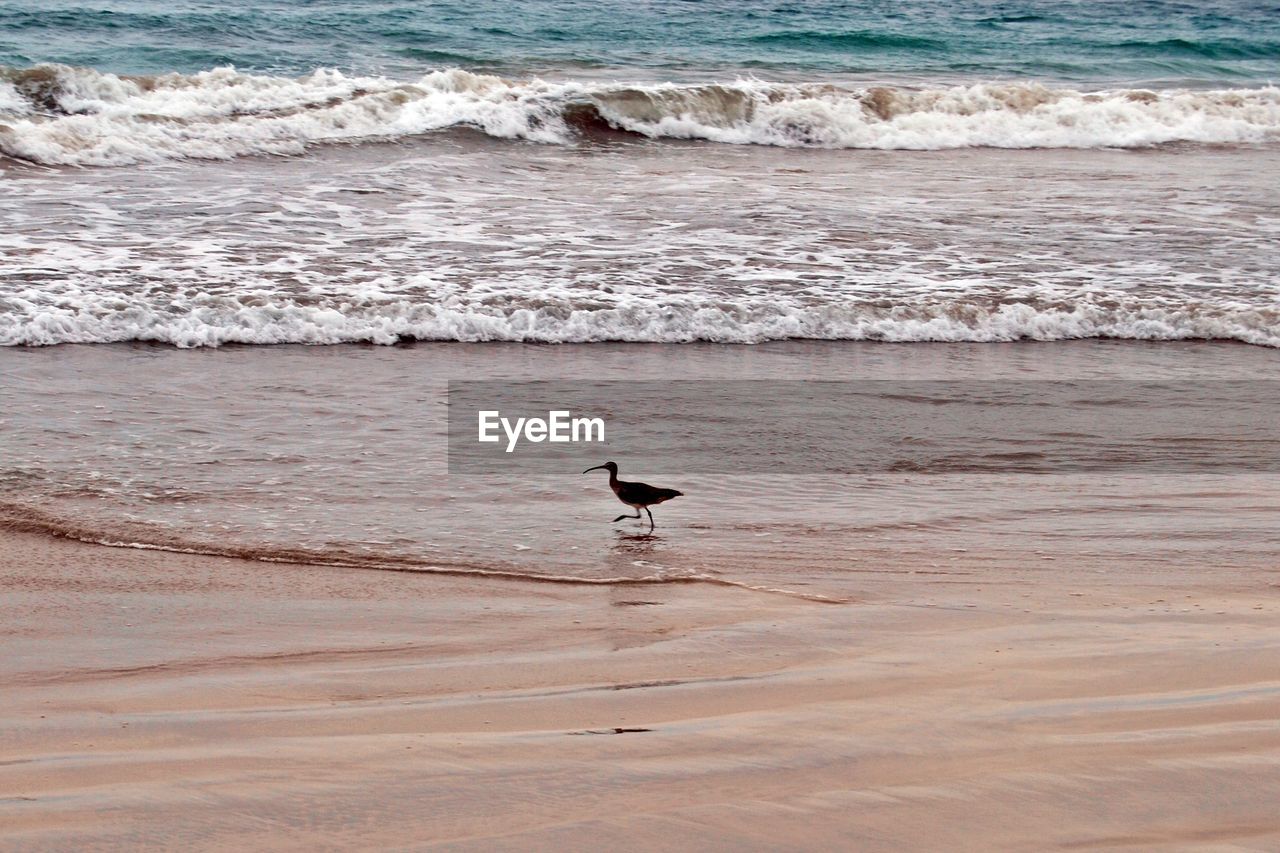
[{"xmin": 4, "ymin": 526, "xmax": 1279, "ymax": 851}]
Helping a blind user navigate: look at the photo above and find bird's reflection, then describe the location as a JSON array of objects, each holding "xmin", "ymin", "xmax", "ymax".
[
  {"xmin": 602, "ymin": 530, "xmax": 677, "ymax": 652},
  {"xmin": 602, "ymin": 526, "xmax": 691, "ymax": 585},
  {"xmin": 612, "ymin": 529, "xmax": 665, "ymax": 556}
]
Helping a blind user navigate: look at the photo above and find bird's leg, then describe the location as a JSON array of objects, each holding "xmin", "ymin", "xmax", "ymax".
[
  {"xmin": 613, "ymin": 510, "xmax": 641, "ymax": 523},
  {"xmin": 645, "ymin": 507, "xmax": 655, "ymax": 530}
]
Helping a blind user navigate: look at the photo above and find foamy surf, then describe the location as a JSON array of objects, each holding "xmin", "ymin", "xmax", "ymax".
[
  {"xmin": 3, "ymin": 291, "xmax": 1278, "ymax": 347},
  {"xmin": 2, "ymin": 64, "xmax": 1278, "ymax": 165}
]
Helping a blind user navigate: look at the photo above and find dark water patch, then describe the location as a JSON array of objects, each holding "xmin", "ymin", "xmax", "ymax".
[
  {"xmin": 745, "ymin": 30, "xmax": 949, "ymax": 52},
  {"xmin": 561, "ymin": 102, "xmax": 651, "ymax": 141},
  {"xmin": 1103, "ymin": 37, "xmax": 1280, "ymax": 60},
  {"xmin": 976, "ymin": 13, "xmax": 1050, "ymax": 24},
  {"xmin": 391, "ymin": 47, "xmax": 491, "ymax": 66}
]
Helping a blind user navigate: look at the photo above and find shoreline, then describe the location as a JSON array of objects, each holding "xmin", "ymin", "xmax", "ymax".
[
  {"xmin": 4, "ymin": 335, "xmax": 1280, "ymax": 351},
  {"xmin": 4, "ymin": 526, "xmax": 1279, "ymax": 849}
]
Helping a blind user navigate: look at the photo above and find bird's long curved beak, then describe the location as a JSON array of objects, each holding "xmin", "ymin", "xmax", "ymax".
[{"xmin": 582, "ymin": 465, "xmax": 606, "ymax": 474}]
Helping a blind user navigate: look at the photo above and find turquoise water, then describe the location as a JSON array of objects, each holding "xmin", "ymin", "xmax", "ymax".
[{"xmin": 1, "ymin": 0, "xmax": 1278, "ymax": 85}]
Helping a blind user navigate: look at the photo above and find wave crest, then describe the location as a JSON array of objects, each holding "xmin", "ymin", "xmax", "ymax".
[{"xmin": 2, "ymin": 64, "xmax": 1278, "ymax": 165}]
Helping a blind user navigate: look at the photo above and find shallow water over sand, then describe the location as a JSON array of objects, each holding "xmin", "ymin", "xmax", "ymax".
[{"xmin": 3, "ymin": 340, "xmax": 1278, "ymax": 595}]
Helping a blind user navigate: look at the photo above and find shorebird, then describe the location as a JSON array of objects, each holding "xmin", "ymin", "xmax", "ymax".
[{"xmin": 582, "ymin": 462, "xmax": 682, "ymax": 531}]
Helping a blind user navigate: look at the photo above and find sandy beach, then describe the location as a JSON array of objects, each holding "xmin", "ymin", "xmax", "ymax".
[{"xmin": 4, "ymin": 523, "xmax": 1279, "ymax": 850}]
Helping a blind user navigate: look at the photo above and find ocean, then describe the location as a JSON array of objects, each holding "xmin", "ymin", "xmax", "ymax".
[
  {"xmin": 3, "ymin": 0, "xmax": 1280, "ymax": 347},
  {"xmin": 2, "ymin": 0, "xmax": 1279, "ymax": 348},
  {"xmin": 4, "ymin": 0, "xmax": 1280, "ymax": 83},
  {"xmin": 1, "ymin": 1, "xmax": 1278, "ymax": 592}
]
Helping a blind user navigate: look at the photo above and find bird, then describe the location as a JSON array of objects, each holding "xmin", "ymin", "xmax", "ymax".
[{"xmin": 582, "ymin": 462, "xmax": 682, "ymax": 531}]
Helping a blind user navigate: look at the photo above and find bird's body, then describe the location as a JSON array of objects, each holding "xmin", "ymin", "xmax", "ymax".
[{"xmin": 583, "ymin": 462, "xmax": 682, "ymax": 530}]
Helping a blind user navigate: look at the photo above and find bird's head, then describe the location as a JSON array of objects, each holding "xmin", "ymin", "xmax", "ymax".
[{"xmin": 582, "ymin": 461, "xmax": 618, "ymax": 475}]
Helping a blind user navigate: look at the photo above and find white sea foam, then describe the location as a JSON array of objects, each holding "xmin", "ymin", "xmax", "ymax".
[
  {"xmin": 2, "ymin": 292, "xmax": 1277, "ymax": 347},
  {"xmin": 597, "ymin": 82, "xmax": 1280, "ymax": 149},
  {"xmin": 0, "ymin": 79, "xmax": 28, "ymax": 115},
  {"xmin": 0, "ymin": 65, "xmax": 575, "ymax": 165},
  {"xmin": 1, "ymin": 64, "xmax": 1278, "ymax": 165},
  {"xmin": 4, "ymin": 80, "xmax": 1276, "ymax": 349}
]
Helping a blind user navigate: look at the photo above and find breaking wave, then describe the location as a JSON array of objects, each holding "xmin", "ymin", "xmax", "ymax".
[
  {"xmin": 1, "ymin": 63, "xmax": 1278, "ymax": 165},
  {"xmin": 3, "ymin": 290, "xmax": 1277, "ymax": 347}
]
